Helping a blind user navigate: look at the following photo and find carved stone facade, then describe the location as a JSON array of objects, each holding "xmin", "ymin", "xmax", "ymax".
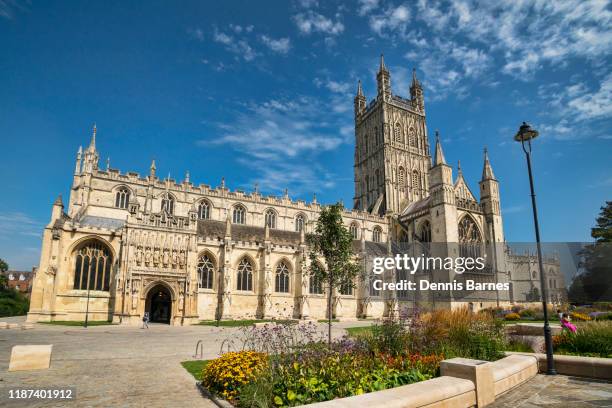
[{"xmin": 27, "ymin": 57, "xmax": 566, "ymax": 325}]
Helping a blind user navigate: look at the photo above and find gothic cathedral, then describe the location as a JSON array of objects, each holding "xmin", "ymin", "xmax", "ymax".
[{"xmin": 26, "ymin": 56, "xmax": 566, "ymax": 325}]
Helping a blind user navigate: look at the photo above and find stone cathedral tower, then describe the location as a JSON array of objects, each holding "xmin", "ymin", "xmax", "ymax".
[{"xmin": 353, "ymin": 55, "xmax": 431, "ymax": 215}]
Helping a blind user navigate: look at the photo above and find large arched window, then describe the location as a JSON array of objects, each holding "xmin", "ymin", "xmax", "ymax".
[
  {"xmin": 408, "ymin": 127, "xmax": 416, "ymax": 147},
  {"xmin": 394, "ymin": 123, "xmax": 402, "ymax": 142},
  {"xmin": 73, "ymin": 240, "xmax": 112, "ymax": 291},
  {"xmin": 340, "ymin": 280, "xmax": 353, "ymax": 295},
  {"xmin": 372, "ymin": 226, "xmax": 382, "ymax": 243},
  {"xmin": 161, "ymin": 193, "xmax": 175, "ymax": 215},
  {"xmin": 236, "ymin": 257, "xmax": 253, "ymax": 291},
  {"xmin": 349, "ymin": 223, "xmax": 359, "ymax": 239},
  {"xmin": 412, "ymin": 170, "xmax": 421, "ymax": 191},
  {"xmin": 419, "ymin": 220, "xmax": 431, "ymax": 243},
  {"xmin": 264, "ymin": 209, "xmax": 276, "ymax": 229},
  {"xmin": 295, "ymin": 214, "xmax": 305, "ymax": 232},
  {"xmin": 458, "ymin": 216, "xmax": 483, "ymax": 258},
  {"xmin": 275, "ymin": 261, "xmax": 290, "ymax": 293},
  {"xmin": 309, "ymin": 273, "xmax": 323, "ymax": 295},
  {"xmin": 197, "ymin": 253, "xmax": 215, "ymax": 289},
  {"xmin": 115, "ymin": 187, "xmax": 130, "ymax": 209},
  {"xmin": 233, "ymin": 205, "xmax": 246, "ymax": 224},
  {"xmin": 198, "ymin": 200, "xmax": 211, "ymax": 220},
  {"xmin": 398, "ymin": 167, "xmax": 406, "ymax": 186}
]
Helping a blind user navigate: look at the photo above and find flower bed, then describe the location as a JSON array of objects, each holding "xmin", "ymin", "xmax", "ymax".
[
  {"xmin": 199, "ymin": 309, "xmax": 506, "ymax": 407},
  {"xmin": 553, "ymin": 321, "xmax": 612, "ymax": 358}
]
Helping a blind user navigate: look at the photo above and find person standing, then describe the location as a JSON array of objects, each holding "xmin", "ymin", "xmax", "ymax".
[{"xmin": 142, "ymin": 312, "xmax": 150, "ymax": 329}]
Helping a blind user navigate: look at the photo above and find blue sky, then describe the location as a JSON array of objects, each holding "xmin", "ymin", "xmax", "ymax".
[{"xmin": 0, "ymin": 0, "xmax": 610, "ymax": 270}]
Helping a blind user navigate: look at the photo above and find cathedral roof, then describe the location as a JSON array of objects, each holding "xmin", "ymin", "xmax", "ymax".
[
  {"xmin": 399, "ymin": 196, "xmax": 432, "ymax": 218},
  {"xmin": 79, "ymin": 215, "xmax": 125, "ymax": 230},
  {"xmin": 197, "ymin": 219, "xmax": 302, "ymax": 245}
]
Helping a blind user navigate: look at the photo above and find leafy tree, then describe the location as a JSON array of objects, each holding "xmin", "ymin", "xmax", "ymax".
[
  {"xmin": 0, "ymin": 258, "xmax": 30, "ymax": 316},
  {"xmin": 569, "ymin": 201, "xmax": 612, "ymax": 303},
  {"xmin": 0, "ymin": 258, "xmax": 8, "ymax": 291},
  {"xmin": 307, "ymin": 203, "xmax": 362, "ymax": 347}
]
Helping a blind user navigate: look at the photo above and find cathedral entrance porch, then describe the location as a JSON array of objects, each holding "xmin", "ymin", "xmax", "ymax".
[{"xmin": 145, "ymin": 284, "xmax": 172, "ymax": 324}]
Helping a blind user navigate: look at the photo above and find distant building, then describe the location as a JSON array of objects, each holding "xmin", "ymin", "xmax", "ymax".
[{"xmin": 3, "ymin": 269, "xmax": 36, "ymax": 297}]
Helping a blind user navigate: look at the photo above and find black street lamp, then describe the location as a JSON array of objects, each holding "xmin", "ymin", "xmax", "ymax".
[{"xmin": 514, "ymin": 122, "xmax": 556, "ymax": 375}]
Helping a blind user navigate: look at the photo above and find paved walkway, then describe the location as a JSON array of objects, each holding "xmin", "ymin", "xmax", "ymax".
[
  {"xmin": 0, "ymin": 317, "xmax": 370, "ymax": 407},
  {"xmin": 492, "ymin": 374, "xmax": 612, "ymax": 407}
]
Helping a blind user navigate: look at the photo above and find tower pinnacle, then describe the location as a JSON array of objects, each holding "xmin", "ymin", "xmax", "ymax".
[
  {"xmin": 434, "ymin": 130, "xmax": 446, "ymax": 166},
  {"xmin": 89, "ymin": 123, "xmax": 97, "ymax": 151},
  {"xmin": 150, "ymin": 159, "xmax": 156, "ymax": 178},
  {"xmin": 482, "ymin": 147, "xmax": 496, "ymax": 180},
  {"xmin": 379, "ymin": 54, "xmax": 387, "ymax": 72}
]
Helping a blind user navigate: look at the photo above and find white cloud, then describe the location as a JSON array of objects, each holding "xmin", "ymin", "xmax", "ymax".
[
  {"xmin": 213, "ymin": 28, "xmax": 258, "ymax": 61},
  {"xmin": 535, "ymin": 72, "xmax": 612, "ymax": 140},
  {"xmin": 0, "ymin": 0, "xmax": 26, "ymax": 19},
  {"xmin": 187, "ymin": 27, "xmax": 204, "ymax": 41},
  {"xmin": 260, "ymin": 35, "xmax": 291, "ymax": 54},
  {"xmin": 0, "ymin": 212, "xmax": 43, "ymax": 239},
  {"xmin": 369, "ymin": 4, "xmax": 410, "ymax": 37},
  {"xmin": 198, "ymin": 97, "xmax": 350, "ymax": 194},
  {"xmin": 314, "ymin": 77, "xmax": 351, "ymax": 94},
  {"xmin": 358, "ymin": 0, "xmax": 380, "ymax": 16},
  {"xmin": 566, "ymin": 74, "xmax": 612, "ymax": 121},
  {"xmin": 294, "ymin": 11, "xmax": 344, "ymax": 35},
  {"xmin": 415, "ymin": 0, "xmax": 612, "ymax": 79}
]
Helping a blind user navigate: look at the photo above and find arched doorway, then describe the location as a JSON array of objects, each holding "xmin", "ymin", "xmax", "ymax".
[{"xmin": 145, "ymin": 284, "xmax": 172, "ymax": 324}]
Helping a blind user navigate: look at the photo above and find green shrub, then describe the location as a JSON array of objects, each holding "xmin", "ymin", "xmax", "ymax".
[
  {"xmin": 519, "ymin": 309, "xmax": 535, "ymax": 318},
  {"xmin": 0, "ymin": 289, "xmax": 30, "ymax": 317},
  {"xmin": 554, "ymin": 321, "xmax": 612, "ymax": 358},
  {"xmin": 506, "ymin": 339, "xmax": 533, "ymax": 352}
]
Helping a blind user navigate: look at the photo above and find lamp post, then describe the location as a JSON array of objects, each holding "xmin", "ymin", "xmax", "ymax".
[{"xmin": 514, "ymin": 122, "xmax": 556, "ymax": 375}]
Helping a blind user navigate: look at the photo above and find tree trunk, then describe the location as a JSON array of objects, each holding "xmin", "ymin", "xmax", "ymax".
[{"xmin": 327, "ymin": 275, "xmax": 332, "ymax": 348}]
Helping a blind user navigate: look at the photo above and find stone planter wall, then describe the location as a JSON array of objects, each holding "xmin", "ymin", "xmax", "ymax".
[{"xmin": 506, "ymin": 352, "xmax": 612, "ymax": 380}]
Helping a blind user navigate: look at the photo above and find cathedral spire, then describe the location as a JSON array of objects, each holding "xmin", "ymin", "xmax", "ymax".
[
  {"xmin": 379, "ymin": 54, "xmax": 387, "ymax": 72},
  {"xmin": 376, "ymin": 54, "xmax": 391, "ymax": 100},
  {"xmin": 354, "ymin": 79, "xmax": 367, "ymax": 117},
  {"xmin": 411, "ymin": 68, "xmax": 419, "ymax": 88},
  {"xmin": 481, "ymin": 147, "xmax": 496, "ymax": 180},
  {"xmin": 150, "ymin": 159, "xmax": 156, "ymax": 178},
  {"xmin": 410, "ymin": 68, "xmax": 425, "ymax": 114},
  {"xmin": 89, "ymin": 123, "xmax": 97, "ymax": 151},
  {"xmin": 433, "ymin": 130, "xmax": 446, "ymax": 166},
  {"xmin": 457, "ymin": 160, "xmax": 463, "ymax": 178}
]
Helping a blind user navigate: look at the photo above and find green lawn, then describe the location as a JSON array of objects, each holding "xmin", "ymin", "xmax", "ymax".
[
  {"xmin": 38, "ymin": 320, "xmax": 114, "ymax": 326},
  {"xmin": 181, "ymin": 360, "xmax": 210, "ymax": 381},
  {"xmin": 500, "ymin": 319, "xmax": 550, "ymax": 325},
  {"xmin": 345, "ymin": 326, "xmax": 374, "ymax": 337},
  {"xmin": 317, "ymin": 319, "xmax": 339, "ymax": 323},
  {"xmin": 197, "ymin": 319, "xmax": 297, "ymax": 327}
]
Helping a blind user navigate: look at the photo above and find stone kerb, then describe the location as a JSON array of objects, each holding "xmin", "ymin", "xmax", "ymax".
[
  {"xmin": 506, "ymin": 352, "xmax": 612, "ymax": 380},
  {"xmin": 440, "ymin": 357, "xmax": 495, "ymax": 407},
  {"xmin": 489, "ymin": 354, "xmax": 538, "ymax": 396},
  {"xmin": 8, "ymin": 345, "xmax": 53, "ymax": 372},
  {"xmin": 301, "ymin": 376, "xmax": 476, "ymax": 408}
]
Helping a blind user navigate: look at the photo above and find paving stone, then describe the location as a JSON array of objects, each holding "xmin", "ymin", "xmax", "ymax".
[{"xmin": 491, "ymin": 374, "xmax": 612, "ymax": 408}]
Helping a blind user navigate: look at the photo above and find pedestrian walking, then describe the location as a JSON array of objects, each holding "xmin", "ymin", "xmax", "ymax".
[{"xmin": 142, "ymin": 312, "xmax": 149, "ymax": 329}]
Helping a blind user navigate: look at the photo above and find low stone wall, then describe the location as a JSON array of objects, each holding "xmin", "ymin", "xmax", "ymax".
[
  {"xmin": 506, "ymin": 323, "xmax": 562, "ymax": 336},
  {"xmin": 302, "ymin": 376, "xmax": 476, "ymax": 408},
  {"xmin": 489, "ymin": 354, "xmax": 538, "ymax": 396},
  {"xmin": 506, "ymin": 352, "xmax": 612, "ymax": 380},
  {"xmin": 300, "ymin": 355, "xmax": 540, "ymax": 407}
]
